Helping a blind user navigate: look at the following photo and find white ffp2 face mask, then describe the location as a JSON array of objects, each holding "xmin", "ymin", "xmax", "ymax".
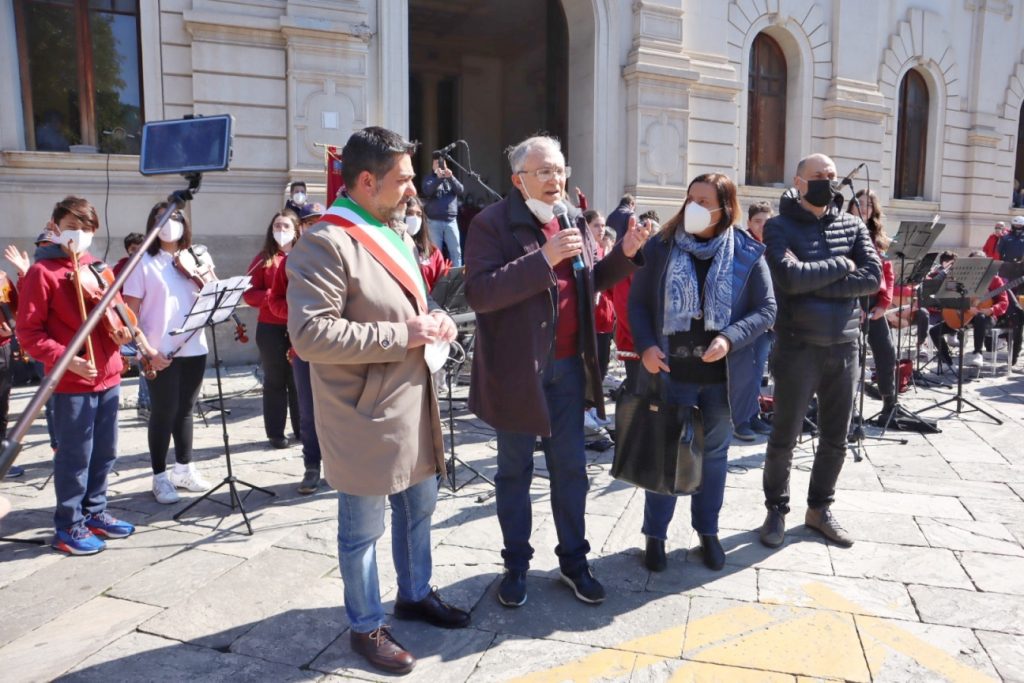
[
  {"xmin": 61, "ymin": 229, "xmax": 92, "ymax": 254},
  {"xmin": 424, "ymin": 339, "xmax": 450, "ymax": 374},
  {"xmin": 273, "ymin": 229, "xmax": 295, "ymax": 248},
  {"xmin": 683, "ymin": 201, "xmax": 722, "ymax": 234},
  {"xmin": 404, "ymin": 215, "xmax": 422, "ymax": 236},
  {"xmin": 525, "ymin": 198, "xmax": 555, "ymax": 224},
  {"xmin": 159, "ymin": 219, "xmax": 185, "ymax": 243}
]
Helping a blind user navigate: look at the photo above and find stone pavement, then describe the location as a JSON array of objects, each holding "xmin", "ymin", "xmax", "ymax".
[{"xmin": 1, "ymin": 359, "xmax": 1024, "ymax": 682}]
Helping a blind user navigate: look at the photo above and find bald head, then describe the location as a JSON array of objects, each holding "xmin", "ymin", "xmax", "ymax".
[{"xmin": 795, "ymin": 154, "xmax": 835, "ymax": 178}]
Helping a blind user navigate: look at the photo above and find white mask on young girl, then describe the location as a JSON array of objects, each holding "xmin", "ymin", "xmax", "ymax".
[
  {"xmin": 61, "ymin": 229, "xmax": 92, "ymax": 254},
  {"xmin": 273, "ymin": 229, "xmax": 295, "ymax": 248},
  {"xmin": 159, "ymin": 219, "xmax": 185, "ymax": 243},
  {"xmin": 404, "ymin": 215, "xmax": 423, "ymax": 236}
]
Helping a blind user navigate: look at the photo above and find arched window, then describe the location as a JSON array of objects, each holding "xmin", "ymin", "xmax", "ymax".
[
  {"xmin": 895, "ymin": 69, "xmax": 929, "ymax": 199},
  {"xmin": 746, "ymin": 33, "xmax": 787, "ymax": 186}
]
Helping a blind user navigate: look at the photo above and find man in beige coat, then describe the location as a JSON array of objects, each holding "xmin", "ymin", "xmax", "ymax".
[{"xmin": 287, "ymin": 126, "xmax": 468, "ymax": 676}]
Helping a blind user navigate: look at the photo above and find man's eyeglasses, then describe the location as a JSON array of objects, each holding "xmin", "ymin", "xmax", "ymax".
[{"xmin": 516, "ymin": 166, "xmax": 572, "ymax": 182}]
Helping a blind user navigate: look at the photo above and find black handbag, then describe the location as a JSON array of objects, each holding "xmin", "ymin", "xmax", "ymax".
[{"xmin": 611, "ymin": 372, "xmax": 704, "ymax": 496}]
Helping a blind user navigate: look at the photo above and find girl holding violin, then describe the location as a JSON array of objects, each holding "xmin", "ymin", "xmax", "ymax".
[
  {"xmin": 243, "ymin": 210, "xmax": 301, "ymax": 449},
  {"xmin": 16, "ymin": 196, "xmax": 148, "ymax": 554},
  {"xmin": 123, "ymin": 202, "xmax": 214, "ymax": 505}
]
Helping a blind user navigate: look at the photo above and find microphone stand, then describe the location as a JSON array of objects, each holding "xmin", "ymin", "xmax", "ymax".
[
  {"xmin": 842, "ymin": 178, "xmax": 907, "ymax": 459},
  {"xmin": 439, "ymin": 140, "xmax": 502, "ymax": 203}
]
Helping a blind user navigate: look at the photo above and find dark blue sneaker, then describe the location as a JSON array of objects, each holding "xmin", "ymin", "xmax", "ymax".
[
  {"xmin": 733, "ymin": 422, "xmax": 756, "ymax": 441},
  {"xmin": 559, "ymin": 566, "xmax": 606, "ymax": 604},
  {"xmin": 497, "ymin": 569, "xmax": 527, "ymax": 607},
  {"xmin": 52, "ymin": 525, "xmax": 106, "ymax": 555},
  {"xmin": 750, "ymin": 415, "xmax": 773, "ymax": 435},
  {"xmin": 85, "ymin": 512, "xmax": 135, "ymax": 539},
  {"xmin": 3, "ymin": 465, "xmax": 25, "ymax": 479}
]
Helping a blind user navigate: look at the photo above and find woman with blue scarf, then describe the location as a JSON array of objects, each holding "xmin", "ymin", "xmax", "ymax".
[{"xmin": 629, "ymin": 173, "xmax": 776, "ymax": 571}]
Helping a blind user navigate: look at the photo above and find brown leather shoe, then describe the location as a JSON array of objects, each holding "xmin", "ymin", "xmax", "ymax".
[
  {"xmin": 394, "ymin": 588, "xmax": 470, "ymax": 629},
  {"xmin": 350, "ymin": 626, "xmax": 415, "ymax": 674},
  {"xmin": 805, "ymin": 506, "xmax": 854, "ymax": 547}
]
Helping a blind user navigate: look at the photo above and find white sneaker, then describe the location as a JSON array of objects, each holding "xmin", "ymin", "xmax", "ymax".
[
  {"xmin": 967, "ymin": 351, "xmax": 984, "ymax": 368},
  {"xmin": 168, "ymin": 466, "xmax": 212, "ymax": 492},
  {"xmin": 152, "ymin": 474, "xmax": 180, "ymax": 504}
]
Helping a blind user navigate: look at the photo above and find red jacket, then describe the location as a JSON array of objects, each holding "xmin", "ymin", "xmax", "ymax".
[
  {"xmin": 984, "ymin": 275, "xmax": 1009, "ymax": 319},
  {"xmin": 593, "ymin": 246, "xmax": 615, "ymax": 334},
  {"xmin": 418, "ymin": 247, "xmax": 449, "ymax": 293},
  {"xmin": 982, "ymin": 233, "xmax": 1001, "ymax": 259},
  {"xmin": 609, "ymin": 273, "xmax": 636, "ymax": 358},
  {"xmin": 876, "ymin": 259, "xmax": 894, "ymax": 309},
  {"xmin": 243, "ymin": 252, "xmax": 288, "ymax": 325},
  {"xmin": 16, "ymin": 247, "xmax": 122, "ymax": 394}
]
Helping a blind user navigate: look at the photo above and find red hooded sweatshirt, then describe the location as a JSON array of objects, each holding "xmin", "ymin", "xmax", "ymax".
[{"xmin": 16, "ymin": 244, "xmax": 122, "ymax": 394}]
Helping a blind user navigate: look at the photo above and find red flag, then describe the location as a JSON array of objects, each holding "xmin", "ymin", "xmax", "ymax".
[{"xmin": 326, "ymin": 146, "xmax": 346, "ymax": 205}]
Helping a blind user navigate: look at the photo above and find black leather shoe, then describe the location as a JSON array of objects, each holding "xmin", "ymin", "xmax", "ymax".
[
  {"xmin": 394, "ymin": 588, "xmax": 470, "ymax": 628},
  {"xmin": 760, "ymin": 507, "xmax": 786, "ymax": 548},
  {"xmin": 497, "ymin": 569, "xmax": 527, "ymax": 608},
  {"xmin": 269, "ymin": 436, "xmax": 289, "ymax": 449},
  {"xmin": 350, "ymin": 626, "xmax": 415, "ymax": 674},
  {"xmin": 644, "ymin": 536, "xmax": 667, "ymax": 572},
  {"xmin": 699, "ymin": 534, "xmax": 726, "ymax": 570}
]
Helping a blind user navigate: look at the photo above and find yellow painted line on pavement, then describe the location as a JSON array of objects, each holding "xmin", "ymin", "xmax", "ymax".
[
  {"xmin": 508, "ymin": 582, "xmax": 999, "ymax": 682},
  {"xmin": 802, "ymin": 583, "xmax": 998, "ymax": 683}
]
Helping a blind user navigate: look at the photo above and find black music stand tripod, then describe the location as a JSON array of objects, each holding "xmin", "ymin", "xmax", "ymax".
[
  {"xmin": 871, "ymin": 220, "xmax": 943, "ymax": 434},
  {"xmin": 916, "ymin": 258, "xmax": 1003, "ymax": 425},
  {"xmin": 173, "ymin": 276, "xmax": 276, "ymax": 534}
]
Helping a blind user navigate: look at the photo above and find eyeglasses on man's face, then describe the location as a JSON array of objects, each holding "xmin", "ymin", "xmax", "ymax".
[{"xmin": 517, "ymin": 166, "xmax": 572, "ymax": 183}]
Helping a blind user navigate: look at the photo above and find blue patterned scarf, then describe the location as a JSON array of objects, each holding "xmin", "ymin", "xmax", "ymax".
[{"xmin": 663, "ymin": 227, "xmax": 734, "ymax": 334}]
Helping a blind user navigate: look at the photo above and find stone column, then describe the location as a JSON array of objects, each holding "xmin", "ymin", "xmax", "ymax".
[{"xmin": 622, "ymin": 0, "xmax": 698, "ymax": 205}]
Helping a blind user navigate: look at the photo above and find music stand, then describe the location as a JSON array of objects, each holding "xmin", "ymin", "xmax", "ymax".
[
  {"xmin": 172, "ymin": 276, "xmax": 276, "ymax": 534},
  {"xmin": 916, "ymin": 258, "xmax": 1003, "ymax": 424},
  {"xmin": 873, "ymin": 221, "xmax": 944, "ymax": 433}
]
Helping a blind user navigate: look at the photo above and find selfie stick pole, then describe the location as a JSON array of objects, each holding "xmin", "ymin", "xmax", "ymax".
[{"xmin": 0, "ymin": 174, "xmax": 202, "ymax": 480}]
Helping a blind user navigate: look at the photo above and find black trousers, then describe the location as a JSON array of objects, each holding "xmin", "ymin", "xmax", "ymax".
[
  {"xmin": 256, "ymin": 322, "xmax": 299, "ymax": 440},
  {"xmin": 929, "ymin": 315, "xmax": 991, "ymax": 357},
  {"xmin": 596, "ymin": 332, "xmax": 612, "ymax": 381},
  {"xmin": 0, "ymin": 343, "xmax": 12, "ymax": 441},
  {"xmin": 867, "ymin": 316, "xmax": 896, "ymax": 397},
  {"xmin": 147, "ymin": 354, "xmax": 206, "ymax": 473},
  {"xmin": 764, "ymin": 339, "xmax": 857, "ymax": 512}
]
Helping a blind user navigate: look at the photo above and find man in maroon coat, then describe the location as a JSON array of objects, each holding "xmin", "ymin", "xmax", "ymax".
[{"xmin": 465, "ymin": 135, "xmax": 649, "ymax": 608}]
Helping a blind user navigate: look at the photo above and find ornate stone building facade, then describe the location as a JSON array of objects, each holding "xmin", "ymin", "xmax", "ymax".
[{"xmin": 1, "ymin": 0, "xmax": 1023, "ymax": 359}]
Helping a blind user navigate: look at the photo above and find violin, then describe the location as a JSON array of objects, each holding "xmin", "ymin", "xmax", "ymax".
[
  {"xmin": 232, "ymin": 313, "xmax": 249, "ymax": 343},
  {"xmin": 66, "ymin": 261, "xmax": 156, "ymax": 379},
  {"xmin": 173, "ymin": 245, "xmax": 217, "ymax": 288},
  {"xmin": 173, "ymin": 246, "xmax": 249, "ymax": 344}
]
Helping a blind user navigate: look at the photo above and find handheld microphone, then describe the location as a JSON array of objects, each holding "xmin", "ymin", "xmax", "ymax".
[
  {"xmin": 552, "ymin": 202, "xmax": 585, "ymax": 272},
  {"xmin": 840, "ymin": 162, "xmax": 866, "ymax": 187}
]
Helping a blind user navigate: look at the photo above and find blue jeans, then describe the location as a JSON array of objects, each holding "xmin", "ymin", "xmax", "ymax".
[
  {"xmin": 642, "ymin": 381, "xmax": 732, "ymax": 538},
  {"xmin": 494, "ymin": 356, "xmax": 591, "ymax": 574},
  {"xmin": 336, "ymin": 476, "xmax": 438, "ymax": 633},
  {"xmin": 746, "ymin": 330, "xmax": 774, "ymax": 423},
  {"xmin": 52, "ymin": 386, "xmax": 120, "ymax": 530},
  {"xmin": 291, "ymin": 357, "xmax": 321, "ymax": 469},
  {"xmin": 427, "ymin": 217, "xmax": 462, "ymax": 267}
]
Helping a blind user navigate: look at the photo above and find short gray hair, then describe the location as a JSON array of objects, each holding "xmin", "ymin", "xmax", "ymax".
[{"xmin": 507, "ymin": 135, "xmax": 562, "ymax": 173}]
